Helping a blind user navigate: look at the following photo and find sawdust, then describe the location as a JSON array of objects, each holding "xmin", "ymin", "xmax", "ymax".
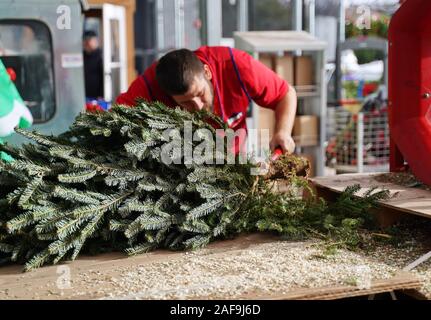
[
  {"xmin": 96, "ymin": 241, "xmax": 398, "ymax": 300},
  {"xmin": 374, "ymin": 172, "xmax": 430, "ymax": 190},
  {"xmin": 0, "ymin": 234, "xmax": 430, "ymax": 300},
  {"xmin": 414, "ymin": 269, "xmax": 431, "ymax": 298}
]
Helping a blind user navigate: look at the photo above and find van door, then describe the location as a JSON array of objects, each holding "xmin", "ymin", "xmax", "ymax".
[{"xmin": 102, "ymin": 4, "xmax": 127, "ymax": 103}]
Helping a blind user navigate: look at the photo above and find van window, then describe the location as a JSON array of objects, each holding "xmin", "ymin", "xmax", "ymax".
[{"xmin": 0, "ymin": 20, "xmax": 56, "ymax": 123}]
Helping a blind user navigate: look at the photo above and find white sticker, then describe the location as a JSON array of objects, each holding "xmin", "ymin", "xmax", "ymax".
[{"xmin": 61, "ymin": 53, "xmax": 83, "ymax": 68}]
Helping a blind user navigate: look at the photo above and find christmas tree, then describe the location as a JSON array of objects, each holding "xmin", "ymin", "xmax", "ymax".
[{"xmin": 0, "ymin": 101, "xmax": 389, "ymax": 271}]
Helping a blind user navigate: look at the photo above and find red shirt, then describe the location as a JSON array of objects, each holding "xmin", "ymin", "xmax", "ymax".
[{"xmin": 116, "ymin": 46, "xmax": 289, "ymax": 151}]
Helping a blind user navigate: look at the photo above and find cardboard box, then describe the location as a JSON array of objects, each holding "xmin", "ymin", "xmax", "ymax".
[
  {"xmin": 275, "ymin": 54, "xmax": 294, "ymax": 85},
  {"xmin": 294, "ymin": 56, "xmax": 314, "ymax": 87},
  {"xmin": 259, "ymin": 54, "xmax": 274, "ymax": 70},
  {"xmin": 258, "ymin": 107, "xmax": 275, "ymax": 150},
  {"xmin": 292, "ymin": 115, "xmax": 319, "ymax": 147},
  {"xmin": 257, "ymin": 54, "xmax": 276, "ymax": 150}
]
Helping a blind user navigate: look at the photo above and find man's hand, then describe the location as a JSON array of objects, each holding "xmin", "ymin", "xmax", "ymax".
[{"xmin": 270, "ymin": 131, "xmax": 296, "ymax": 155}]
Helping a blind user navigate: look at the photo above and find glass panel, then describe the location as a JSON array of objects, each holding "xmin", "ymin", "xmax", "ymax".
[
  {"xmin": 110, "ymin": 19, "xmax": 120, "ymax": 62},
  {"xmin": 249, "ymin": 0, "xmax": 293, "ymax": 31},
  {"xmin": 222, "ymin": 0, "xmax": 239, "ymax": 38},
  {"xmin": 0, "ymin": 20, "xmax": 55, "ymax": 123},
  {"xmin": 110, "ymin": 67, "xmax": 121, "ymax": 102},
  {"xmin": 157, "ymin": 0, "xmax": 201, "ymax": 51},
  {"xmin": 162, "ymin": 0, "xmax": 176, "ymax": 50},
  {"xmin": 184, "ymin": 0, "xmax": 201, "ymax": 49},
  {"xmin": 315, "ymin": 0, "xmax": 339, "ymax": 17}
]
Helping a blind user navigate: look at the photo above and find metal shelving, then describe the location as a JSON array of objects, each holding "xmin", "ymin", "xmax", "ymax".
[{"xmin": 234, "ymin": 30, "xmax": 327, "ymax": 176}]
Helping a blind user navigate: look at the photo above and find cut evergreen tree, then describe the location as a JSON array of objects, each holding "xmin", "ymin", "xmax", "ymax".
[{"xmin": 0, "ymin": 101, "xmax": 389, "ymax": 271}]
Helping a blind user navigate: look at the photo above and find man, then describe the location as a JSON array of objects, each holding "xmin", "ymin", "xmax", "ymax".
[
  {"xmin": 116, "ymin": 46, "xmax": 297, "ymax": 154},
  {"xmin": 83, "ymin": 30, "xmax": 104, "ymax": 99}
]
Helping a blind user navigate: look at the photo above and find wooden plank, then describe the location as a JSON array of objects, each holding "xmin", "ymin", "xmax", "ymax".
[
  {"xmin": 241, "ymin": 272, "xmax": 421, "ymax": 300},
  {"xmin": 116, "ymin": 272, "xmax": 422, "ymax": 300},
  {"xmin": 0, "ymin": 234, "xmax": 423, "ymax": 300},
  {"xmin": 311, "ymin": 173, "xmax": 431, "ymax": 220},
  {"xmin": 234, "ymin": 31, "xmax": 327, "ymax": 52}
]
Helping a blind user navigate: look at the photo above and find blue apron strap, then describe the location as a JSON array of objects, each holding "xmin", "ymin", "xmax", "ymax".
[
  {"xmin": 228, "ymin": 47, "xmax": 252, "ymax": 103},
  {"xmin": 200, "ymin": 50, "xmax": 226, "ymax": 121},
  {"xmin": 142, "ymin": 74, "xmax": 155, "ymax": 101}
]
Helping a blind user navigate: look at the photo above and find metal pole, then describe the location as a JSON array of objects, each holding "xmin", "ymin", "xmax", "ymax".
[
  {"xmin": 174, "ymin": 0, "xmax": 185, "ymax": 48},
  {"xmin": 403, "ymin": 251, "xmax": 431, "ymax": 272},
  {"xmin": 205, "ymin": 0, "xmax": 222, "ymax": 46},
  {"xmin": 357, "ymin": 112, "xmax": 364, "ymax": 173},
  {"xmin": 293, "ymin": 0, "xmax": 303, "ymax": 32},
  {"xmin": 317, "ymin": 49, "xmax": 327, "ymax": 177},
  {"xmin": 293, "ymin": 0, "xmax": 303, "ymax": 56},
  {"xmin": 156, "ymin": 0, "xmax": 165, "ymax": 55},
  {"xmin": 336, "ymin": 0, "xmax": 346, "ymax": 101},
  {"xmin": 307, "ymin": 0, "xmax": 315, "ymax": 36},
  {"xmin": 339, "ymin": 0, "xmax": 346, "ymax": 42},
  {"xmin": 238, "ymin": 0, "xmax": 248, "ymax": 32}
]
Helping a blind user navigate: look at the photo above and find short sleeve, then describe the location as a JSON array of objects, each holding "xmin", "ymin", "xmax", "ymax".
[
  {"xmin": 115, "ymin": 76, "xmax": 150, "ymax": 106},
  {"xmin": 231, "ymin": 48, "xmax": 289, "ymax": 110},
  {"xmin": 115, "ymin": 62, "xmax": 158, "ymax": 106}
]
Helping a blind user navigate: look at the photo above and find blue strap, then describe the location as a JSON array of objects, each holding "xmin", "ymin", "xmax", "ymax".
[
  {"xmin": 200, "ymin": 51, "xmax": 226, "ymax": 121},
  {"xmin": 228, "ymin": 47, "xmax": 252, "ymax": 102},
  {"xmin": 142, "ymin": 74, "xmax": 155, "ymax": 101}
]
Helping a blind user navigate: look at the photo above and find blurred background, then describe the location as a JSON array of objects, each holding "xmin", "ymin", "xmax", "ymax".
[{"xmin": 0, "ymin": 0, "xmax": 402, "ymax": 176}]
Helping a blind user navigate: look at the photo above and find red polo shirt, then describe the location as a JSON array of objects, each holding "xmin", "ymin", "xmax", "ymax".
[{"xmin": 116, "ymin": 46, "xmax": 289, "ymax": 152}]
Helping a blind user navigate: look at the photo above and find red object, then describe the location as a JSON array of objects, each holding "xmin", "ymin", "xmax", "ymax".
[
  {"xmin": 377, "ymin": 130, "xmax": 385, "ymax": 142},
  {"xmin": 6, "ymin": 68, "xmax": 16, "ymax": 82},
  {"xmin": 271, "ymin": 147, "xmax": 283, "ymax": 162},
  {"xmin": 352, "ymin": 114, "xmax": 358, "ymax": 122},
  {"xmin": 362, "ymin": 83, "xmax": 378, "ymax": 97},
  {"xmin": 388, "ymin": 0, "xmax": 431, "ymax": 185},
  {"xmin": 116, "ymin": 46, "xmax": 289, "ymax": 153},
  {"xmin": 340, "ymin": 99, "xmax": 361, "ymax": 106},
  {"xmin": 85, "ymin": 102, "xmax": 104, "ymax": 113}
]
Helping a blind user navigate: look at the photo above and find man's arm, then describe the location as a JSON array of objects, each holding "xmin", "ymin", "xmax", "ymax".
[
  {"xmin": 270, "ymin": 84, "xmax": 297, "ymax": 154},
  {"xmin": 116, "ymin": 76, "xmax": 148, "ymax": 106},
  {"xmin": 229, "ymin": 48, "xmax": 298, "ymax": 154},
  {"xmin": 115, "ymin": 61, "xmax": 159, "ymax": 106}
]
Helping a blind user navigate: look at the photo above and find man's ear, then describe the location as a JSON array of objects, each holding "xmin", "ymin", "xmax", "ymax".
[{"xmin": 203, "ymin": 64, "xmax": 212, "ymax": 80}]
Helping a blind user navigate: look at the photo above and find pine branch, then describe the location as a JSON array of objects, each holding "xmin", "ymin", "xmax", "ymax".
[
  {"xmin": 0, "ymin": 101, "xmax": 390, "ymax": 271},
  {"xmin": 58, "ymin": 169, "xmax": 98, "ymax": 184}
]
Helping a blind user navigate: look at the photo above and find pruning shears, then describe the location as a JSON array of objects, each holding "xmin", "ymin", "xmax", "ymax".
[
  {"xmin": 271, "ymin": 147, "xmax": 284, "ymax": 162},
  {"xmin": 253, "ymin": 147, "xmax": 284, "ymax": 176}
]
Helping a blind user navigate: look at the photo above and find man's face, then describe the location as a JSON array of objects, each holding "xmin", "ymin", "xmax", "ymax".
[
  {"xmin": 171, "ymin": 65, "xmax": 214, "ymax": 113},
  {"xmin": 84, "ymin": 37, "xmax": 99, "ymax": 53}
]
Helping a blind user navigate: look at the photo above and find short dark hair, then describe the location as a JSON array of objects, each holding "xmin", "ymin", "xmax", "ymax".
[
  {"xmin": 84, "ymin": 30, "xmax": 98, "ymax": 39},
  {"xmin": 155, "ymin": 49, "xmax": 204, "ymax": 95}
]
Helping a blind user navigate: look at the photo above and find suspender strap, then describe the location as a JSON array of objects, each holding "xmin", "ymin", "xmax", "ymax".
[
  {"xmin": 228, "ymin": 47, "xmax": 252, "ymax": 102},
  {"xmin": 200, "ymin": 51, "xmax": 226, "ymax": 121},
  {"xmin": 142, "ymin": 74, "xmax": 155, "ymax": 101}
]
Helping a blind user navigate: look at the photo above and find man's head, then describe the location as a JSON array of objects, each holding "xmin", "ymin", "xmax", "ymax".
[
  {"xmin": 156, "ymin": 49, "xmax": 214, "ymax": 112},
  {"xmin": 83, "ymin": 30, "xmax": 99, "ymax": 53}
]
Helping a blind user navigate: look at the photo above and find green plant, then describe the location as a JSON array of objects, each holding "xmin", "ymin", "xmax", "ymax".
[{"xmin": 0, "ymin": 101, "xmax": 389, "ymax": 271}]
